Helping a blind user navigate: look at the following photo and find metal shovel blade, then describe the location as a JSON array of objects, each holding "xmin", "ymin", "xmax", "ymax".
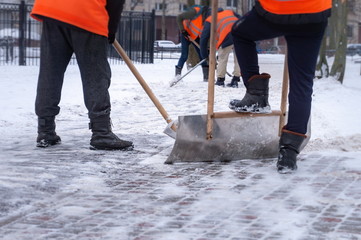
[
  {"xmin": 165, "ymin": 114, "xmax": 281, "ymax": 164},
  {"xmin": 163, "ymin": 120, "xmax": 178, "ymax": 139}
]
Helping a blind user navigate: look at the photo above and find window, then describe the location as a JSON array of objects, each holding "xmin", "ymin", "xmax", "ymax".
[
  {"xmin": 155, "ymin": 3, "xmax": 167, "ymax": 11},
  {"xmin": 347, "ymin": 0, "xmax": 355, "ymax": 12},
  {"xmin": 227, "ymin": 0, "xmax": 237, "ymax": 8},
  {"xmin": 132, "ymin": 0, "xmax": 143, "ymax": 4},
  {"xmin": 130, "ymin": 0, "xmax": 144, "ymax": 10},
  {"xmin": 347, "ymin": 25, "xmax": 353, "ymax": 38},
  {"xmin": 179, "ymin": 3, "xmax": 187, "ymax": 11}
]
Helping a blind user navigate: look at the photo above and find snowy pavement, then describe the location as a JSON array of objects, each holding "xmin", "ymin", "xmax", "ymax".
[
  {"xmin": 0, "ymin": 56, "xmax": 361, "ymax": 239},
  {"xmin": 0, "ymin": 143, "xmax": 360, "ymax": 240}
]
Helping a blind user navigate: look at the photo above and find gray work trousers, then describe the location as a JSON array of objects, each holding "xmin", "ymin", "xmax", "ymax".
[
  {"xmin": 35, "ymin": 19, "xmax": 112, "ymax": 121},
  {"xmin": 217, "ymin": 45, "xmax": 241, "ymax": 78}
]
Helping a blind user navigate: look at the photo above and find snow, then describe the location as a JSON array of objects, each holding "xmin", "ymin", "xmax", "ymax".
[
  {"xmin": 0, "ymin": 53, "xmax": 360, "ymax": 239},
  {"xmin": 0, "ymin": 28, "xmax": 41, "ymax": 40}
]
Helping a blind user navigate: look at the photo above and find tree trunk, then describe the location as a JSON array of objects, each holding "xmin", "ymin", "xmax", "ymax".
[
  {"xmin": 329, "ymin": 0, "xmax": 347, "ymax": 83},
  {"xmin": 161, "ymin": 0, "xmax": 166, "ymax": 40},
  {"xmin": 315, "ymin": 33, "xmax": 329, "ymax": 78},
  {"xmin": 130, "ymin": 0, "xmax": 140, "ymax": 11}
]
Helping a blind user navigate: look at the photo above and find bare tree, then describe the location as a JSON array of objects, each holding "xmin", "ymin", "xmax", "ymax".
[
  {"xmin": 316, "ymin": 0, "xmax": 347, "ymax": 83},
  {"xmin": 329, "ymin": 0, "xmax": 347, "ymax": 83},
  {"xmin": 161, "ymin": 0, "xmax": 166, "ymax": 39},
  {"xmin": 316, "ymin": 33, "xmax": 330, "ymax": 78},
  {"xmin": 159, "ymin": 0, "xmax": 181, "ymax": 40},
  {"xmin": 130, "ymin": 0, "xmax": 142, "ymax": 11}
]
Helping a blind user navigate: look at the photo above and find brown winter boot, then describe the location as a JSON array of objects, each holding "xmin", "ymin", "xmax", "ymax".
[
  {"xmin": 277, "ymin": 129, "xmax": 307, "ymax": 174},
  {"xmin": 229, "ymin": 73, "xmax": 271, "ymax": 113}
]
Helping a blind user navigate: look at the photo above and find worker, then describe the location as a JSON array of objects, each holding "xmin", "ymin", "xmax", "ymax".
[
  {"xmin": 230, "ymin": 0, "xmax": 332, "ymax": 173},
  {"xmin": 31, "ymin": 0, "xmax": 134, "ymax": 150},
  {"xmin": 175, "ymin": 1, "xmax": 210, "ymax": 82},
  {"xmin": 200, "ymin": 8, "xmax": 241, "ymax": 87}
]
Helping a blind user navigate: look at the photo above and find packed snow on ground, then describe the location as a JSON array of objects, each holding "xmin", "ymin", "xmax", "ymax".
[
  {"xmin": 0, "ymin": 53, "xmax": 360, "ymax": 239},
  {"xmin": 1, "ymin": 54, "xmax": 361, "ymax": 168}
]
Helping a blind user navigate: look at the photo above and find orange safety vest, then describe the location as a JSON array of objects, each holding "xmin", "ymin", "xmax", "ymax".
[
  {"xmin": 258, "ymin": 0, "xmax": 332, "ymax": 15},
  {"xmin": 182, "ymin": 7, "xmax": 204, "ymax": 40},
  {"xmin": 206, "ymin": 10, "xmax": 238, "ymax": 49},
  {"xmin": 31, "ymin": 0, "xmax": 109, "ymax": 37}
]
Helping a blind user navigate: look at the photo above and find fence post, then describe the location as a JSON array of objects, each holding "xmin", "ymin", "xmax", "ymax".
[
  {"xmin": 150, "ymin": 9, "xmax": 155, "ymax": 64},
  {"xmin": 18, "ymin": 0, "xmax": 26, "ymax": 65},
  {"xmin": 128, "ymin": 12, "xmax": 132, "ymax": 60},
  {"xmin": 141, "ymin": 12, "xmax": 146, "ymax": 63}
]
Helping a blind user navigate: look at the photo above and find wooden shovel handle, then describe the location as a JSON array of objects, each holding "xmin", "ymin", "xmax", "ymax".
[
  {"xmin": 279, "ymin": 50, "xmax": 289, "ymax": 136},
  {"xmin": 112, "ymin": 40, "xmax": 176, "ymax": 131},
  {"xmin": 189, "ymin": 38, "xmax": 200, "ymax": 49},
  {"xmin": 206, "ymin": 0, "xmax": 219, "ymax": 140}
]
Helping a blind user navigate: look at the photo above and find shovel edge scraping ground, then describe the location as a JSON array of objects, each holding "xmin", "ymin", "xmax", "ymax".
[
  {"xmin": 165, "ymin": 111, "xmax": 283, "ymax": 164},
  {"xmin": 165, "ymin": 110, "xmax": 311, "ymax": 164}
]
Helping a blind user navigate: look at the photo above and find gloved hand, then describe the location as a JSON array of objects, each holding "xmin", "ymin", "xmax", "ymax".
[
  {"xmin": 108, "ymin": 33, "xmax": 115, "ymax": 44},
  {"xmin": 181, "ymin": 30, "xmax": 190, "ymax": 40}
]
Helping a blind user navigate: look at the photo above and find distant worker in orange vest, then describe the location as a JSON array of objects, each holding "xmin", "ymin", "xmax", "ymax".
[
  {"xmin": 200, "ymin": 8, "xmax": 241, "ymax": 87},
  {"xmin": 175, "ymin": 1, "xmax": 210, "ymax": 82},
  {"xmin": 230, "ymin": 0, "xmax": 332, "ymax": 173},
  {"xmin": 31, "ymin": 0, "xmax": 134, "ymax": 151}
]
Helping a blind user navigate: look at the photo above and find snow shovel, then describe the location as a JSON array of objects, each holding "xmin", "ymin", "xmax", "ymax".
[
  {"xmin": 190, "ymin": 38, "xmax": 233, "ymax": 78},
  {"xmin": 170, "ymin": 58, "xmax": 207, "ymax": 87},
  {"xmin": 112, "ymin": 40, "xmax": 177, "ymax": 139},
  {"xmin": 165, "ymin": 0, "xmax": 307, "ymax": 163}
]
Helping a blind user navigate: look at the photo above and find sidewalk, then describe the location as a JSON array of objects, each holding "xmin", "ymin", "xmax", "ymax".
[
  {"xmin": 0, "ymin": 60, "xmax": 360, "ymax": 240},
  {"xmin": 0, "ymin": 133, "xmax": 360, "ymax": 240}
]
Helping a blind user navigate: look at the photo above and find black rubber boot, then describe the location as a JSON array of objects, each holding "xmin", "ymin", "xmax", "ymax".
[
  {"xmin": 277, "ymin": 130, "xmax": 306, "ymax": 174},
  {"xmin": 229, "ymin": 73, "xmax": 271, "ymax": 113},
  {"xmin": 226, "ymin": 76, "xmax": 240, "ymax": 88},
  {"xmin": 215, "ymin": 77, "xmax": 225, "ymax": 86},
  {"xmin": 36, "ymin": 117, "xmax": 61, "ymax": 148},
  {"xmin": 202, "ymin": 66, "xmax": 209, "ymax": 82},
  {"xmin": 89, "ymin": 120, "xmax": 134, "ymax": 151},
  {"xmin": 175, "ymin": 65, "xmax": 182, "ymax": 76}
]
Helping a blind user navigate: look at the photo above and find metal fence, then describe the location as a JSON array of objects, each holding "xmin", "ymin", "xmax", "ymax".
[
  {"xmin": 114, "ymin": 11, "xmax": 155, "ymax": 64},
  {"xmin": 0, "ymin": 2, "xmax": 155, "ymax": 66}
]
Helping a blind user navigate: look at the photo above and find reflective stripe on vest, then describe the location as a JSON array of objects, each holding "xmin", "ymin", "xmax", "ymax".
[
  {"xmin": 206, "ymin": 10, "xmax": 238, "ymax": 49},
  {"xmin": 258, "ymin": 0, "xmax": 332, "ymax": 15},
  {"xmin": 183, "ymin": 7, "xmax": 204, "ymax": 40},
  {"xmin": 31, "ymin": 0, "xmax": 109, "ymax": 37}
]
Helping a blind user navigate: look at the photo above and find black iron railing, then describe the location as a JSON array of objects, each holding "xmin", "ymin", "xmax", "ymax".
[{"xmin": 0, "ymin": 2, "xmax": 155, "ymax": 65}]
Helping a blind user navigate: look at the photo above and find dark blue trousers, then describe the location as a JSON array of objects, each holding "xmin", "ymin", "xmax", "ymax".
[
  {"xmin": 231, "ymin": 9, "xmax": 327, "ymax": 134},
  {"xmin": 176, "ymin": 35, "xmax": 206, "ymax": 69}
]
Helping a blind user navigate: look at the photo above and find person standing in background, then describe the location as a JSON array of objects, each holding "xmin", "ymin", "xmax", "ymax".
[
  {"xmin": 175, "ymin": 0, "xmax": 210, "ymax": 82},
  {"xmin": 200, "ymin": 8, "xmax": 241, "ymax": 87}
]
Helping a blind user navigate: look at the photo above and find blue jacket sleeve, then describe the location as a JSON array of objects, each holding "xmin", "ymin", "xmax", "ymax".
[{"xmin": 200, "ymin": 22, "xmax": 211, "ymax": 59}]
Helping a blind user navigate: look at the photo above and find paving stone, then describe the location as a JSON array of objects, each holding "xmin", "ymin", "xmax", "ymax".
[{"xmin": 0, "ymin": 137, "xmax": 360, "ymax": 240}]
